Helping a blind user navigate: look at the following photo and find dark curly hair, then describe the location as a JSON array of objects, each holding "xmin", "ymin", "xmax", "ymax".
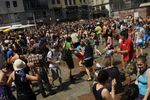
[{"xmin": 97, "ymin": 70, "xmax": 109, "ymax": 84}]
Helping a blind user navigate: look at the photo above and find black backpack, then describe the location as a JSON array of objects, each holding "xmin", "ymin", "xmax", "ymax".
[{"xmin": 61, "ymin": 43, "xmax": 71, "ymax": 61}]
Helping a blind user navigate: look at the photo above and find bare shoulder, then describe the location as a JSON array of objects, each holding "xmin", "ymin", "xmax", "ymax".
[{"xmin": 147, "ymin": 69, "xmax": 150, "ymax": 76}]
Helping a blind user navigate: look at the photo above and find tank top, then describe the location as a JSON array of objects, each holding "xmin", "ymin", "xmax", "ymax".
[
  {"xmin": 92, "ymin": 83, "xmax": 104, "ymax": 100},
  {"xmin": 138, "ymin": 69, "xmax": 150, "ymax": 96}
]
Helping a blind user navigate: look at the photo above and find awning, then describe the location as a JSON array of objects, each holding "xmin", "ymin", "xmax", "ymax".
[
  {"xmin": 3, "ymin": 28, "xmax": 11, "ymax": 33},
  {"xmin": 140, "ymin": 2, "xmax": 150, "ymax": 7},
  {"xmin": 9, "ymin": 24, "xmax": 36, "ymax": 30},
  {"xmin": 0, "ymin": 24, "xmax": 36, "ymax": 32}
]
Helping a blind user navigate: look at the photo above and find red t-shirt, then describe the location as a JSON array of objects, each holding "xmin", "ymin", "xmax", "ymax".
[{"xmin": 120, "ymin": 37, "xmax": 135, "ymax": 62}]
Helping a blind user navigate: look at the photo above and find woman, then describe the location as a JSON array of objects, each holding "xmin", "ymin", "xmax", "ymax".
[
  {"xmin": 135, "ymin": 56, "xmax": 150, "ymax": 100},
  {"xmin": 75, "ymin": 40, "xmax": 85, "ymax": 69},
  {"xmin": 102, "ymin": 56, "xmax": 123, "ymax": 93},
  {"xmin": 92, "ymin": 70, "xmax": 116, "ymax": 100},
  {"xmin": 7, "ymin": 59, "xmax": 39, "ymax": 100},
  {"xmin": 83, "ymin": 39, "xmax": 94, "ymax": 81}
]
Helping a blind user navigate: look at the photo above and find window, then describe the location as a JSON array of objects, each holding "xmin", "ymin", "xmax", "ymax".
[
  {"xmin": 83, "ymin": 0, "xmax": 86, "ymax": 3},
  {"xmin": 43, "ymin": 11, "xmax": 46, "ymax": 18},
  {"xmin": 57, "ymin": 0, "xmax": 60, "ymax": 4},
  {"xmin": 69, "ymin": 0, "xmax": 72, "ymax": 5},
  {"xmin": 5, "ymin": 1, "xmax": 10, "ymax": 8},
  {"xmin": 65, "ymin": 0, "xmax": 68, "ymax": 5},
  {"xmin": 13, "ymin": 1, "xmax": 18, "ymax": 7},
  {"xmin": 73, "ymin": 0, "xmax": 76, "ymax": 5},
  {"xmin": 52, "ymin": 0, "xmax": 55, "ymax": 4},
  {"xmin": 80, "ymin": 0, "xmax": 82, "ymax": 4}
]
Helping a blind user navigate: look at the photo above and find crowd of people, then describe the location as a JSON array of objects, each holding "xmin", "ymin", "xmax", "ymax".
[{"xmin": 0, "ymin": 16, "xmax": 150, "ymax": 100}]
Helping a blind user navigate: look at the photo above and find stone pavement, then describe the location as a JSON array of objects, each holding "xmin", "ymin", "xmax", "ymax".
[
  {"xmin": 13, "ymin": 47, "xmax": 150, "ymax": 100},
  {"xmin": 36, "ymin": 56, "xmax": 95, "ymax": 100},
  {"xmin": 36, "ymin": 47, "xmax": 150, "ymax": 100}
]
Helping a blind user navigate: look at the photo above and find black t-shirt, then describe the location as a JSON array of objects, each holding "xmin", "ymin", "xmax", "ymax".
[
  {"xmin": 145, "ymin": 27, "xmax": 150, "ymax": 34},
  {"xmin": 84, "ymin": 44, "xmax": 93, "ymax": 59},
  {"xmin": 14, "ymin": 69, "xmax": 33, "ymax": 95}
]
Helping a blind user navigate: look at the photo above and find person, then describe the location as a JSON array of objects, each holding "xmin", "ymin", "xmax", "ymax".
[
  {"xmin": 83, "ymin": 39, "xmax": 94, "ymax": 81},
  {"xmin": 70, "ymin": 29, "xmax": 80, "ymax": 48},
  {"xmin": 143, "ymin": 24, "xmax": 150, "ymax": 47},
  {"xmin": 63, "ymin": 36, "xmax": 76, "ymax": 82},
  {"xmin": 135, "ymin": 56, "xmax": 150, "ymax": 100},
  {"xmin": 92, "ymin": 70, "xmax": 116, "ymax": 100},
  {"xmin": 27, "ymin": 47, "xmax": 52, "ymax": 97},
  {"xmin": 47, "ymin": 43, "xmax": 62, "ymax": 86},
  {"xmin": 95, "ymin": 22, "xmax": 102, "ymax": 44},
  {"xmin": 0, "ymin": 48, "xmax": 16, "ymax": 100},
  {"xmin": 123, "ymin": 59, "xmax": 137, "ymax": 86},
  {"xmin": 7, "ymin": 59, "xmax": 39, "ymax": 100},
  {"xmin": 75, "ymin": 40, "xmax": 85, "ymax": 72},
  {"xmin": 102, "ymin": 56, "xmax": 123, "ymax": 93},
  {"xmin": 104, "ymin": 30, "xmax": 114, "ymax": 66},
  {"xmin": 116, "ymin": 29, "xmax": 135, "ymax": 69},
  {"xmin": 134, "ymin": 27, "xmax": 144, "ymax": 57},
  {"xmin": 93, "ymin": 33, "xmax": 102, "ymax": 56}
]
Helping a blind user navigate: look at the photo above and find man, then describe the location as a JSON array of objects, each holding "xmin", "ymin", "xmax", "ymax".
[
  {"xmin": 27, "ymin": 48, "xmax": 52, "ymax": 97},
  {"xmin": 47, "ymin": 43, "xmax": 62, "ymax": 86},
  {"xmin": 95, "ymin": 22, "xmax": 102, "ymax": 44}
]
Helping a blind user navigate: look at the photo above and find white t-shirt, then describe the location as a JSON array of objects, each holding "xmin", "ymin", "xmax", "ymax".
[{"xmin": 47, "ymin": 50, "xmax": 60, "ymax": 68}]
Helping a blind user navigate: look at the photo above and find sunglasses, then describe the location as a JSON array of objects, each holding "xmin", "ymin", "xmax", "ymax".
[{"xmin": 136, "ymin": 63, "xmax": 145, "ymax": 67}]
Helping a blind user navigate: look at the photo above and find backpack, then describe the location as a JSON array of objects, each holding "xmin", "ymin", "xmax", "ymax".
[{"xmin": 61, "ymin": 43, "xmax": 71, "ymax": 61}]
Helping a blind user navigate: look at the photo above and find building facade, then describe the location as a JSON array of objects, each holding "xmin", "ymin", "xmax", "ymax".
[
  {"xmin": 48, "ymin": 0, "xmax": 90, "ymax": 21},
  {"xmin": 92, "ymin": 0, "xmax": 110, "ymax": 18},
  {"xmin": 23, "ymin": 0, "xmax": 49, "ymax": 23},
  {"xmin": 112, "ymin": 0, "xmax": 150, "ymax": 19},
  {"xmin": 0, "ymin": 0, "xmax": 25, "ymax": 25}
]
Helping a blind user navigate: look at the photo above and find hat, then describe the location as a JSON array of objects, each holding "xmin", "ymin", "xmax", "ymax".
[{"xmin": 13, "ymin": 59, "xmax": 26, "ymax": 71}]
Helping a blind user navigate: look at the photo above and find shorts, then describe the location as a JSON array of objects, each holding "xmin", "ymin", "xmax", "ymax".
[
  {"xmin": 144, "ymin": 33, "xmax": 150, "ymax": 42},
  {"xmin": 48, "ymin": 67, "xmax": 61, "ymax": 81},
  {"xmin": 136, "ymin": 41, "xmax": 144, "ymax": 46},
  {"xmin": 75, "ymin": 52, "xmax": 84, "ymax": 61},
  {"xmin": 84, "ymin": 58, "xmax": 93, "ymax": 68}
]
